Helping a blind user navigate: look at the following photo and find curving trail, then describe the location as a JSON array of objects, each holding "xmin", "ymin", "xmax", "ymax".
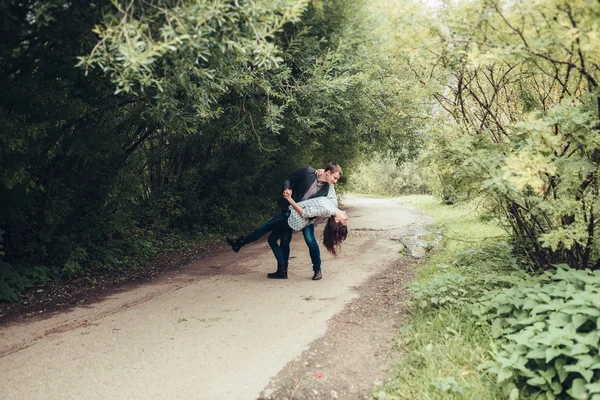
[{"xmin": 0, "ymin": 195, "xmax": 429, "ymax": 400}]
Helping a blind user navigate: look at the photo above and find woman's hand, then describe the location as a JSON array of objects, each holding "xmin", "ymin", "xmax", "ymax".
[{"xmin": 285, "ymin": 192, "xmax": 303, "ymax": 215}]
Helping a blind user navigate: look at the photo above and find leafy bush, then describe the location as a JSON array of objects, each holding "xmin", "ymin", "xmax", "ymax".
[
  {"xmin": 410, "ymin": 271, "xmax": 479, "ymax": 308},
  {"xmin": 0, "ymin": 263, "xmax": 33, "ymax": 302},
  {"xmin": 405, "ymin": 0, "xmax": 600, "ymax": 270},
  {"xmin": 476, "ymin": 266, "xmax": 600, "ymax": 400},
  {"xmin": 410, "ymin": 241, "xmax": 527, "ymax": 309},
  {"xmin": 453, "ymin": 241, "xmax": 526, "ymax": 273},
  {"xmin": 410, "ymin": 268, "xmax": 525, "ymax": 310},
  {"xmin": 0, "ymin": 232, "xmax": 33, "ymax": 301},
  {"xmin": 347, "ymin": 156, "xmax": 429, "ymax": 196}
]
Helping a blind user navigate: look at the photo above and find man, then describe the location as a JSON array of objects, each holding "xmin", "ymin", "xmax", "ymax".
[{"xmin": 269, "ymin": 162, "xmax": 343, "ymax": 281}]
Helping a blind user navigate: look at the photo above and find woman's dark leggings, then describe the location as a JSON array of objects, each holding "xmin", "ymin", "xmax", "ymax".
[{"xmin": 242, "ymin": 211, "xmax": 292, "ymax": 266}]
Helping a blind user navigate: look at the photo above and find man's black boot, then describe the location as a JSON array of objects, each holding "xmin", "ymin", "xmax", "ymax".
[
  {"xmin": 312, "ymin": 270, "xmax": 322, "ymax": 280},
  {"xmin": 267, "ymin": 262, "xmax": 288, "ymax": 279},
  {"xmin": 226, "ymin": 236, "xmax": 245, "ymax": 252}
]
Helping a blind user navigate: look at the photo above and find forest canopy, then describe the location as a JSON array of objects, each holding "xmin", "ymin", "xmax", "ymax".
[{"xmin": 0, "ymin": 0, "xmax": 418, "ymax": 300}]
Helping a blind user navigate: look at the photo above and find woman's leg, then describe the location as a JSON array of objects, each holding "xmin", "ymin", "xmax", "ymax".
[
  {"xmin": 241, "ymin": 212, "xmax": 289, "ymax": 246},
  {"xmin": 302, "ymin": 224, "xmax": 321, "ymax": 272}
]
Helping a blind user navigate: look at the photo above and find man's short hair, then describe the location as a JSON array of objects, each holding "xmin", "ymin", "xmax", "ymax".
[{"xmin": 325, "ymin": 162, "xmax": 342, "ymax": 176}]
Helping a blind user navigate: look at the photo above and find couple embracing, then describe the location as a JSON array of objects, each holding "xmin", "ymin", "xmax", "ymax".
[{"xmin": 226, "ymin": 163, "xmax": 349, "ymax": 281}]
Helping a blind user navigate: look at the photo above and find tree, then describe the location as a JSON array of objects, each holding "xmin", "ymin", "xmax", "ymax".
[
  {"xmin": 392, "ymin": 0, "xmax": 600, "ymax": 269},
  {"xmin": 0, "ymin": 0, "xmax": 417, "ymax": 299}
]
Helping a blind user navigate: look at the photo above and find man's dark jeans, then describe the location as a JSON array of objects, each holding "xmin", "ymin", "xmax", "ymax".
[
  {"xmin": 246, "ymin": 210, "xmax": 322, "ymax": 272},
  {"xmin": 281, "ymin": 223, "xmax": 321, "ymax": 272}
]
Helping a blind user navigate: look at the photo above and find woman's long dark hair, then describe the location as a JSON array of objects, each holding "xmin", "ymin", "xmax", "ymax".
[{"xmin": 322, "ymin": 216, "xmax": 348, "ymax": 257}]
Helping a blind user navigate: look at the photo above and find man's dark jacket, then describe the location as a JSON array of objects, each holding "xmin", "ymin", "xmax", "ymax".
[{"xmin": 277, "ymin": 166, "xmax": 330, "ymax": 211}]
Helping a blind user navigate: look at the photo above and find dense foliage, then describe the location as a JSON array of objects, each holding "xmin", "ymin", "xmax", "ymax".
[
  {"xmin": 390, "ymin": 0, "xmax": 600, "ymax": 270},
  {"xmin": 406, "ymin": 229, "xmax": 600, "ymax": 399},
  {"xmin": 0, "ymin": 0, "xmax": 415, "ymax": 300},
  {"xmin": 477, "ymin": 267, "xmax": 600, "ymax": 399},
  {"xmin": 361, "ymin": 2, "xmax": 600, "ymax": 399},
  {"xmin": 347, "ymin": 158, "xmax": 429, "ymax": 196}
]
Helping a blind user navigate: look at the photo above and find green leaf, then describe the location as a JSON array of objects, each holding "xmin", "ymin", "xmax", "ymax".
[
  {"xmin": 577, "ymin": 355, "xmax": 598, "ymax": 369},
  {"xmin": 538, "ymin": 292, "xmax": 552, "ymax": 303},
  {"xmin": 578, "ymin": 307, "xmax": 600, "ymax": 317},
  {"xmin": 545, "ymin": 390, "xmax": 556, "ymax": 400},
  {"xmin": 575, "ymin": 332, "xmax": 600, "ymax": 347},
  {"xmin": 567, "ymin": 378, "xmax": 588, "ymax": 399},
  {"xmin": 590, "ymin": 361, "xmax": 600, "ymax": 370},
  {"xmin": 528, "ymin": 347, "xmax": 547, "ymax": 360},
  {"xmin": 534, "ymin": 321, "xmax": 547, "ymax": 330},
  {"xmin": 532, "ymin": 304, "xmax": 556, "ymax": 314},
  {"xmin": 550, "ymin": 380, "xmax": 563, "ymax": 395},
  {"xmin": 497, "ymin": 367, "xmax": 514, "ymax": 383},
  {"xmin": 548, "ymin": 312, "xmax": 570, "ymax": 327},
  {"xmin": 508, "ymin": 329, "xmax": 536, "ymax": 346},
  {"xmin": 565, "ymin": 364, "xmax": 594, "ymax": 383},
  {"xmin": 572, "ymin": 314, "xmax": 589, "ymax": 330},
  {"xmin": 498, "ymin": 305, "xmax": 514, "ymax": 314},
  {"xmin": 539, "ymin": 367, "xmax": 557, "ymax": 383},
  {"xmin": 569, "ymin": 343, "xmax": 590, "ymax": 356},
  {"xmin": 545, "ymin": 347, "xmax": 562, "ymax": 363},
  {"xmin": 523, "ymin": 298, "xmax": 539, "ymax": 310},
  {"xmin": 554, "ymin": 358, "xmax": 569, "ymax": 383},
  {"xmin": 587, "ymin": 383, "xmax": 600, "ymax": 393},
  {"xmin": 527, "ymin": 375, "xmax": 547, "ymax": 387}
]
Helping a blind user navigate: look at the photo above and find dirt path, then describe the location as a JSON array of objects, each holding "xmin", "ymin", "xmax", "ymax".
[{"xmin": 0, "ymin": 195, "xmax": 429, "ymax": 400}]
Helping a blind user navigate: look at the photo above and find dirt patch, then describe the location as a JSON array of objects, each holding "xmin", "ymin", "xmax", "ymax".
[
  {"xmin": 259, "ymin": 257, "xmax": 417, "ymax": 400},
  {"xmin": 0, "ymin": 240, "xmax": 229, "ymax": 327}
]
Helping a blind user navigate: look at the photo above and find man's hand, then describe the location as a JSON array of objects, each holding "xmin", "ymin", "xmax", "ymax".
[
  {"xmin": 315, "ymin": 169, "xmax": 325, "ymax": 178},
  {"xmin": 284, "ymin": 191, "xmax": 303, "ymax": 215}
]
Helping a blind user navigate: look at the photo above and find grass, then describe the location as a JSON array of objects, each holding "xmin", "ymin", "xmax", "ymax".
[
  {"xmin": 399, "ymin": 195, "xmax": 505, "ymax": 279},
  {"xmin": 375, "ymin": 195, "xmax": 507, "ymax": 399}
]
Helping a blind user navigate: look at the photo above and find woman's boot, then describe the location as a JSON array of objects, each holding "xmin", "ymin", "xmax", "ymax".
[{"xmin": 226, "ymin": 236, "xmax": 245, "ymax": 252}]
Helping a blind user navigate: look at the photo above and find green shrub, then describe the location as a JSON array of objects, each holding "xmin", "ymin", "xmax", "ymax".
[
  {"xmin": 475, "ymin": 266, "xmax": 600, "ymax": 400},
  {"xmin": 410, "ymin": 271, "xmax": 478, "ymax": 308},
  {"xmin": 0, "ymin": 262, "xmax": 34, "ymax": 302},
  {"xmin": 453, "ymin": 240, "xmax": 527, "ymax": 273},
  {"xmin": 347, "ymin": 156, "xmax": 429, "ymax": 196},
  {"xmin": 410, "ymin": 241, "xmax": 527, "ymax": 309}
]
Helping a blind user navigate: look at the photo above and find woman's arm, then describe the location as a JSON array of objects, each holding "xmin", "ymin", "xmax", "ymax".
[
  {"xmin": 295, "ymin": 197, "xmax": 337, "ymax": 219},
  {"xmin": 326, "ymin": 184, "xmax": 338, "ymax": 207},
  {"xmin": 284, "ymin": 191, "xmax": 304, "ymax": 216}
]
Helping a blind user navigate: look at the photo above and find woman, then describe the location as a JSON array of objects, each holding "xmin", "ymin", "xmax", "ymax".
[{"xmin": 226, "ymin": 191, "xmax": 348, "ymax": 279}]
